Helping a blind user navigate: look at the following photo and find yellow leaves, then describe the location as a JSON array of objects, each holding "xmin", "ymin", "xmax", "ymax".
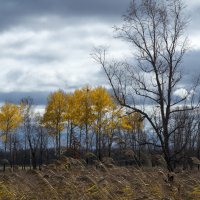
[
  {"xmin": 66, "ymin": 86, "xmax": 144, "ymax": 135},
  {"xmin": 43, "ymin": 90, "xmax": 67, "ymax": 135},
  {"xmin": 66, "ymin": 86, "xmax": 116, "ymax": 132},
  {"xmin": 121, "ymin": 115, "xmax": 133, "ymax": 130},
  {"xmin": 42, "ymin": 86, "xmax": 144, "ymax": 137},
  {"xmin": 46, "ymin": 90, "xmax": 67, "ymax": 116},
  {"xmin": 91, "ymin": 87, "xmax": 116, "ymax": 134},
  {"xmin": 0, "ymin": 102, "xmax": 22, "ymax": 140},
  {"xmin": 67, "ymin": 86, "xmax": 95, "ymax": 126},
  {"xmin": 92, "ymin": 86, "xmax": 114, "ymax": 114},
  {"xmin": 103, "ymin": 107, "xmax": 122, "ymax": 136},
  {"xmin": 120, "ymin": 112, "xmax": 144, "ymax": 131}
]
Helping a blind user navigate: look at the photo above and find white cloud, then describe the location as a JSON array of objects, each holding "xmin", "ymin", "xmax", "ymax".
[
  {"xmin": 174, "ymin": 88, "xmax": 188, "ymax": 98},
  {"xmin": 0, "ymin": 1, "xmax": 199, "ymax": 105},
  {"xmin": 0, "ymin": 19, "xmax": 130, "ymax": 93}
]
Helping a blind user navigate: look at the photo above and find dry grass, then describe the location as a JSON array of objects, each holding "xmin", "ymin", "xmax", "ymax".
[{"xmin": 0, "ymin": 158, "xmax": 200, "ymax": 200}]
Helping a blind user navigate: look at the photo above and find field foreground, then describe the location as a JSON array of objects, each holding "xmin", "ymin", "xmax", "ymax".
[{"xmin": 0, "ymin": 158, "xmax": 200, "ymax": 200}]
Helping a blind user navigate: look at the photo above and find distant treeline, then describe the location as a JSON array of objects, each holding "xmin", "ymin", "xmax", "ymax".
[
  {"xmin": 0, "ymin": 86, "xmax": 199, "ymax": 171},
  {"xmin": 0, "ymin": 86, "xmax": 144, "ymax": 170}
]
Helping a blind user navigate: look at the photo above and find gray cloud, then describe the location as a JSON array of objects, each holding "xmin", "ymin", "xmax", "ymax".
[
  {"xmin": 183, "ymin": 50, "xmax": 200, "ymax": 73},
  {"xmin": 181, "ymin": 50, "xmax": 200, "ymax": 86},
  {"xmin": 0, "ymin": 0, "xmax": 131, "ymax": 32},
  {"xmin": 0, "ymin": 91, "xmax": 49, "ymax": 105},
  {"xmin": 0, "ymin": 0, "xmax": 199, "ymax": 107}
]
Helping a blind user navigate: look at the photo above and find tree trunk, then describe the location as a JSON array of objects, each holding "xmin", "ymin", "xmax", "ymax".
[{"xmin": 31, "ymin": 152, "xmax": 37, "ymax": 170}]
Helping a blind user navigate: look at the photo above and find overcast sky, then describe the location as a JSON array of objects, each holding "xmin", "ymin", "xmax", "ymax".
[{"xmin": 0, "ymin": 0, "xmax": 199, "ymax": 105}]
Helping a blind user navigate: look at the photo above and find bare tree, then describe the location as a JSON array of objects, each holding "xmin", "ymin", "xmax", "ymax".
[
  {"xmin": 92, "ymin": 0, "xmax": 200, "ymax": 171},
  {"xmin": 21, "ymin": 97, "xmax": 42, "ymax": 169},
  {"xmin": 21, "ymin": 97, "xmax": 34, "ymax": 169}
]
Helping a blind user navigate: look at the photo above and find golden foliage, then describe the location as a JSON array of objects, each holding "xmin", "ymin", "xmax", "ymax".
[
  {"xmin": 91, "ymin": 86, "xmax": 115, "ymax": 134},
  {"xmin": 120, "ymin": 112, "xmax": 143, "ymax": 131},
  {"xmin": 42, "ymin": 86, "xmax": 143, "ymax": 138},
  {"xmin": 66, "ymin": 86, "xmax": 95, "ymax": 126},
  {"xmin": 0, "ymin": 102, "xmax": 22, "ymax": 142},
  {"xmin": 43, "ymin": 90, "xmax": 67, "ymax": 136}
]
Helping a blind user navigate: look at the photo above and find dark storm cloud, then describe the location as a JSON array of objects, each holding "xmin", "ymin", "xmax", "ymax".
[
  {"xmin": 0, "ymin": 0, "xmax": 131, "ymax": 31},
  {"xmin": 0, "ymin": 91, "xmax": 49, "ymax": 105},
  {"xmin": 0, "ymin": 83, "xmax": 84, "ymax": 105}
]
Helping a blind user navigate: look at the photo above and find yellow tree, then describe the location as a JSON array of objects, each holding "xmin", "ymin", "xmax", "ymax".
[
  {"xmin": 0, "ymin": 102, "xmax": 22, "ymax": 169},
  {"xmin": 121, "ymin": 112, "xmax": 143, "ymax": 131},
  {"xmin": 120, "ymin": 112, "xmax": 144, "ymax": 159},
  {"xmin": 64, "ymin": 87, "xmax": 95, "ymax": 155},
  {"xmin": 104, "ymin": 105, "xmax": 123, "ymax": 157},
  {"xmin": 72, "ymin": 87, "xmax": 95, "ymax": 152},
  {"xmin": 64, "ymin": 92, "xmax": 80, "ymax": 149},
  {"xmin": 43, "ymin": 90, "xmax": 67, "ymax": 158},
  {"xmin": 91, "ymin": 86, "xmax": 115, "ymax": 160}
]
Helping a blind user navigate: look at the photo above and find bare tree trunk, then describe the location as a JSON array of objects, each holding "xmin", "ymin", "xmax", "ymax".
[{"xmin": 92, "ymin": 0, "xmax": 199, "ymax": 172}]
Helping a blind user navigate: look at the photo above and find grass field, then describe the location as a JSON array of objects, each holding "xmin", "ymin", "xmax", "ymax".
[{"xmin": 0, "ymin": 157, "xmax": 200, "ymax": 200}]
